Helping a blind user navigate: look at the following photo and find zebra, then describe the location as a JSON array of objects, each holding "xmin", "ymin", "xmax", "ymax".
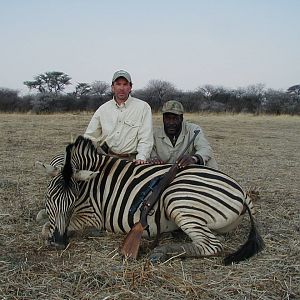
[{"xmin": 36, "ymin": 135, "xmax": 264, "ymax": 265}]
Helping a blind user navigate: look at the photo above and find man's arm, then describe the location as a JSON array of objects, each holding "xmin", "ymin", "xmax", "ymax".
[
  {"xmin": 175, "ymin": 124, "xmax": 213, "ymax": 168},
  {"xmin": 135, "ymin": 104, "xmax": 154, "ymax": 162},
  {"xmin": 83, "ymin": 112, "xmax": 102, "ymax": 145},
  {"xmin": 191, "ymin": 124, "xmax": 214, "ymax": 165},
  {"xmin": 147, "ymin": 128, "xmax": 166, "ymax": 165}
]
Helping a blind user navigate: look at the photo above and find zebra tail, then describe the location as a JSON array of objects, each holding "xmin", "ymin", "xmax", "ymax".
[{"xmin": 223, "ymin": 204, "xmax": 265, "ymax": 265}]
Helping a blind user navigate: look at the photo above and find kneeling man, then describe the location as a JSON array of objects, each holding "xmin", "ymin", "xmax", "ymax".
[{"xmin": 150, "ymin": 100, "xmax": 218, "ymax": 169}]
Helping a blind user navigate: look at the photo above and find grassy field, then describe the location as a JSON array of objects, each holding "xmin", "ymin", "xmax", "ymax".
[{"xmin": 0, "ymin": 113, "xmax": 299, "ymax": 299}]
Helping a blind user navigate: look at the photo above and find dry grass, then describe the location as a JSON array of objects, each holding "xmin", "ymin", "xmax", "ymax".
[{"xmin": 0, "ymin": 112, "xmax": 299, "ymax": 299}]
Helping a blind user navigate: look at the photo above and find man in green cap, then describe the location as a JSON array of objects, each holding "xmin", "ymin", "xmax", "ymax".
[
  {"xmin": 84, "ymin": 70, "xmax": 153, "ymax": 165},
  {"xmin": 150, "ymin": 100, "xmax": 218, "ymax": 169}
]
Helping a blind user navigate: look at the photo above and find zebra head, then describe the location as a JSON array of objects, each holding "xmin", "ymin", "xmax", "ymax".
[{"xmin": 36, "ymin": 136, "xmax": 99, "ymax": 249}]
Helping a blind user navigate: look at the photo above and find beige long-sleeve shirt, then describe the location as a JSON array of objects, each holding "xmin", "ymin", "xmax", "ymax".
[
  {"xmin": 84, "ymin": 96, "xmax": 153, "ymax": 161},
  {"xmin": 151, "ymin": 121, "xmax": 218, "ymax": 169}
]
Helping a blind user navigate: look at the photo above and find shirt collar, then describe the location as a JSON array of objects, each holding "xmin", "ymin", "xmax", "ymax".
[{"xmin": 114, "ymin": 95, "xmax": 133, "ymax": 108}]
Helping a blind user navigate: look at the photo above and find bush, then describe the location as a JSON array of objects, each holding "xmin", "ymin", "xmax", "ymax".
[{"xmin": 0, "ymin": 88, "xmax": 19, "ymax": 112}]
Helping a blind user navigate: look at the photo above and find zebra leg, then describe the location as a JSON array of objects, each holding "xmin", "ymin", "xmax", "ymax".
[
  {"xmin": 36, "ymin": 208, "xmax": 48, "ymax": 224},
  {"xmin": 149, "ymin": 223, "xmax": 223, "ymax": 262},
  {"xmin": 215, "ymin": 215, "xmax": 244, "ymax": 234},
  {"xmin": 81, "ymin": 227, "xmax": 105, "ymax": 237},
  {"xmin": 42, "ymin": 221, "xmax": 51, "ymax": 239},
  {"xmin": 37, "ymin": 209, "xmax": 51, "ymax": 239}
]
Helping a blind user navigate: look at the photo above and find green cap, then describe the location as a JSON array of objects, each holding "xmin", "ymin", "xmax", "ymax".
[
  {"xmin": 162, "ymin": 100, "xmax": 184, "ymax": 115},
  {"xmin": 112, "ymin": 70, "xmax": 132, "ymax": 83}
]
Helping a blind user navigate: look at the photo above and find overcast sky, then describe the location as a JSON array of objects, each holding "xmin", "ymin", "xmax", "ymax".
[{"xmin": 0, "ymin": 0, "xmax": 299, "ymax": 94}]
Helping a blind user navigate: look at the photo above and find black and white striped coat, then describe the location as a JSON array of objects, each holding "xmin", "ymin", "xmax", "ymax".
[{"xmin": 36, "ymin": 136, "xmax": 264, "ymax": 264}]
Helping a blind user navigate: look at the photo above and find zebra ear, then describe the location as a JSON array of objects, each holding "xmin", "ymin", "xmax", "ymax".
[
  {"xmin": 73, "ymin": 170, "xmax": 99, "ymax": 181},
  {"xmin": 35, "ymin": 161, "xmax": 61, "ymax": 177}
]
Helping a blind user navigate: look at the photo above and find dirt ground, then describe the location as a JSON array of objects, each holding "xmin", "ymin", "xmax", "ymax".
[{"xmin": 0, "ymin": 112, "xmax": 299, "ymax": 299}]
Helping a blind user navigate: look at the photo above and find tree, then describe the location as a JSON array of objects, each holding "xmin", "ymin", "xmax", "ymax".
[
  {"xmin": 243, "ymin": 84, "xmax": 266, "ymax": 114},
  {"xmin": 137, "ymin": 80, "xmax": 178, "ymax": 110},
  {"xmin": 181, "ymin": 90, "xmax": 208, "ymax": 112},
  {"xmin": 263, "ymin": 89, "xmax": 288, "ymax": 114},
  {"xmin": 90, "ymin": 81, "xmax": 110, "ymax": 96},
  {"xmin": 287, "ymin": 84, "xmax": 300, "ymax": 95},
  {"xmin": 228, "ymin": 84, "xmax": 265, "ymax": 114},
  {"xmin": 24, "ymin": 71, "xmax": 71, "ymax": 95},
  {"xmin": 0, "ymin": 88, "xmax": 19, "ymax": 111},
  {"xmin": 73, "ymin": 82, "xmax": 91, "ymax": 97},
  {"xmin": 197, "ymin": 85, "xmax": 214, "ymax": 100},
  {"xmin": 196, "ymin": 85, "xmax": 229, "ymax": 111}
]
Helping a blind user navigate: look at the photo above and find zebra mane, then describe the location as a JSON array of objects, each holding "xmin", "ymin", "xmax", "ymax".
[
  {"xmin": 62, "ymin": 143, "xmax": 74, "ymax": 184},
  {"xmin": 61, "ymin": 135, "xmax": 99, "ymax": 183},
  {"xmin": 73, "ymin": 135, "xmax": 97, "ymax": 152}
]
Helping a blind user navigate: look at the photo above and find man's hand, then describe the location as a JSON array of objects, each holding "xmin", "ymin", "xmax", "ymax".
[
  {"xmin": 147, "ymin": 157, "xmax": 165, "ymax": 165},
  {"xmin": 176, "ymin": 155, "xmax": 199, "ymax": 168},
  {"xmin": 134, "ymin": 159, "xmax": 148, "ymax": 165}
]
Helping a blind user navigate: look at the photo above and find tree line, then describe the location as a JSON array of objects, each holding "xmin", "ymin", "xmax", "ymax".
[{"xmin": 1, "ymin": 71, "xmax": 299, "ymax": 115}]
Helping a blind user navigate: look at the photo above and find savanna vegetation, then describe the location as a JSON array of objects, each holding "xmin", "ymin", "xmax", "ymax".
[{"xmin": 1, "ymin": 71, "xmax": 300, "ymax": 114}]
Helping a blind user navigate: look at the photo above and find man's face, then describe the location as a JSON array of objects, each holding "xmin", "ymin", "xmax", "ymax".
[
  {"xmin": 163, "ymin": 113, "xmax": 183, "ymax": 136},
  {"xmin": 111, "ymin": 78, "xmax": 132, "ymax": 102}
]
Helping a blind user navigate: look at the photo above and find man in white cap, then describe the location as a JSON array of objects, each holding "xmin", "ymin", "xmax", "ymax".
[
  {"xmin": 150, "ymin": 100, "xmax": 218, "ymax": 169},
  {"xmin": 84, "ymin": 70, "xmax": 153, "ymax": 164}
]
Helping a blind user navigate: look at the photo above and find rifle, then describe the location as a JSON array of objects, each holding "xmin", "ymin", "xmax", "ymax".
[{"xmin": 120, "ymin": 129, "xmax": 200, "ymax": 259}]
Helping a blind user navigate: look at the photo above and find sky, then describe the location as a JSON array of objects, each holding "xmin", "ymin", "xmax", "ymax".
[{"xmin": 0, "ymin": 0, "xmax": 299, "ymax": 94}]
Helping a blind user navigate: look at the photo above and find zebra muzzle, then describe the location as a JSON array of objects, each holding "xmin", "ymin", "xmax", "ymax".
[
  {"xmin": 46, "ymin": 239, "xmax": 67, "ymax": 250},
  {"xmin": 46, "ymin": 228, "xmax": 68, "ymax": 249}
]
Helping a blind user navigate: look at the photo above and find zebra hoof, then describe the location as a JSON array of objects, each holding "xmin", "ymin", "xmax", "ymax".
[
  {"xmin": 149, "ymin": 251, "xmax": 168, "ymax": 263},
  {"xmin": 83, "ymin": 227, "xmax": 104, "ymax": 237}
]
